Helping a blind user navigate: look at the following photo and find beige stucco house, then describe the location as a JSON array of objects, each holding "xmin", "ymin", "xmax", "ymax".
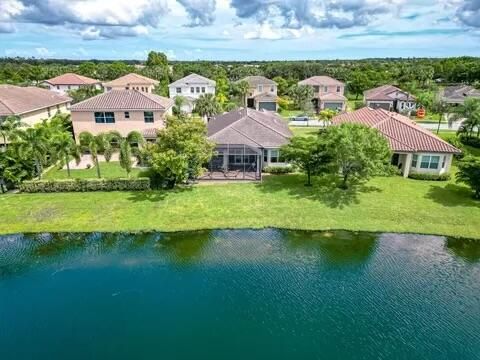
[
  {"xmin": 239, "ymin": 76, "xmax": 278, "ymax": 111},
  {"xmin": 333, "ymin": 107, "xmax": 461, "ymax": 178},
  {"xmin": 103, "ymin": 73, "xmax": 159, "ymax": 93},
  {"xmin": 42, "ymin": 73, "xmax": 102, "ymax": 95},
  {"xmin": 70, "ymin": 90, "xmax": 174, "ymax": 141},
  {"xmin": 0, "ymin": 85, "xmax": 71, "ymax": 144},
  {"xmin": 299, "ymin": 76, "xmax": 347, "ymax": 112}
]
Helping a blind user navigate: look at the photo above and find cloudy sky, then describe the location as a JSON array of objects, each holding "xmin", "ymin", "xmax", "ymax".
[{"xmin": 0, "ymin": 0, "xmax": 479, "ymax": 61}]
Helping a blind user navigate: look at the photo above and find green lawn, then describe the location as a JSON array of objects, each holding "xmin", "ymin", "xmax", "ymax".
[
  {"xmin": 290, "ymin": 127, "xmax": 320, "ymax": 137},
  {"xmin": 44, "ymin": 162, "xmax": 142, "ymax": 180},
  {"xmin": 1, "ymin": 174, "xmax": 479, "ymax": 238},
  {"xmin": 279, "ymin": 110, "xmax": 305, "ymax": 120}
]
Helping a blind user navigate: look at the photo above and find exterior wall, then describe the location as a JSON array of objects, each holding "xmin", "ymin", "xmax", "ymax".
[
  {"xmin": 44, "ymin": 83, "xmax": 101, "ymax": 95},
  {"xmin": 248, "ymin": 84, "xmax": 277, "ymax": 98},
  {"xmin": 105, "ymin": 84, "xmax": 155, "ymax": 93},
  {"xmin": 71, "ymin": 110, "xmax": 167, "ymax": 141},
  {"xmin": 262, "ymin": 148, "xmax": 288, "ymax": 168},
  {"xmin": 396, "ymin": 100, "xmax": 417, "ymax": 112},
  {"xmin": 394, "ymin": 152, "xmax": 453, "ymax": 177},
  {"xmin": 20, "ymin": 103, "xmax": 70, "ymax": 127},
  {"xmin": 312, "ymin": 84, "xmax": 345, "ymax": 97},
  {"xmin": 168, "ymin": 84, "xmax": 215, "ymax": 100},
  {"xmin": 319, "ymin": 101, "xmax": 346, "ymax": 111},
  {"xmin": 366, "ymin": 100, "xmax": 393, "ymax": 110}
]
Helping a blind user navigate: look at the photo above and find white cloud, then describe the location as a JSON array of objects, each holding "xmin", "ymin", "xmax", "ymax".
[
  {"xmin": 35, "ymin": 47, "xmax": 55, "ymax": 57},
  {"xmin": 244, "ymin": 23, "xmax": 311, "ymax": 40}
]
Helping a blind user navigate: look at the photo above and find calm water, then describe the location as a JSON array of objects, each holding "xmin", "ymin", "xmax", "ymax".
[{"xmin": 0, "ymin": 230, "xmax": 479, "ymax": 359}]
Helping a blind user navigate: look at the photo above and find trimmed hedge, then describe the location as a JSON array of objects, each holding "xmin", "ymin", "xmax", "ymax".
[
  {"xmin": 20, "ymin": 178, "xmax": 151, "ymax": 193},
  {"xmin": 263, "ymin": 165, "xmax": 294, "ymax": 174},
  {"xmin": 408, "ymin": 173, "xmax": 450, "ymax": 181}
]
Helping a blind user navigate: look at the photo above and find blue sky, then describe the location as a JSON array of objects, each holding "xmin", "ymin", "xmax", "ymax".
[{"xmin": 0, "ymin": 0, "xmax": 479, "ymax": 61}]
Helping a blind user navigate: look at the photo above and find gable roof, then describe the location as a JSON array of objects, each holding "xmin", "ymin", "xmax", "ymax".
[
  {"xmin": 319, "ymin": 93, "xmax": 347, "ymax": 101},
  {"xmin": 239, "ymin": 76, "xmax": 277, "ymax": 86},
  {"xmin": 70, "ymin": 90, "xmax": 173, "ymax": 111},
  {"xmin": 169, "ymin": 73, "xmax": 215, "ymax": 87},
  {"xmin": 364, "ymin": 85, "xmax": 416, "ymax": 102},
  {"xmin": 332, "ymin": 107, "xmax": 460, "ymax": 154},
  {"xmin": 442, "ymin": 85, "xmax": 480, "ymax": 103},
  {"xmin": 299, "ymin": 76, "xmax": 344, "ymax": 87},
  {"xmin": 0, "ymin": 85, "xmax": 72, "ymax": 116},
  {"xmin": 44, "ymin": 73, "xmax": 100, "ymax": 86},
  {"xmin": 208, "ymin": 108, "xmax": 292, "ymax": 148},
  {"xmin": 103, "ymin": 73, "xmax": 159, "ymax": 87}
]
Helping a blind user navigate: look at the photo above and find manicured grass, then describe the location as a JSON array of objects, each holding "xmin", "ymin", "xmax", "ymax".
[
  {"xmin": 1, "ymin": 174, "xmax": 479, "ymax": 238},
  {"xmin": 44, "ymin": 162, "xmax": 142, "ymax": 180},
  {"xmin": 279, "ymin": 110, "xmax": 305, "ymax": 119},
  {"xmin": 290, "ymin": 127, "xmax": 321, "ymax": 137}
]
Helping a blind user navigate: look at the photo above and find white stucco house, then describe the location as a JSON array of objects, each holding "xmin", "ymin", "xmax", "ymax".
[
  {"xmin": 333, "ymin": 107, "xmax": 461, "ymax": 178},
  {"xmin": 168, "ymin": 73, "xmax": 216, "ymax": 113},
  {"xmin": 42, "ymin": 73, "xmax": 102, "ymax": 95}
]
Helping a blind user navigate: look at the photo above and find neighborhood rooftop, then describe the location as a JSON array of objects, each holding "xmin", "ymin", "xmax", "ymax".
[
  {"xmin": 240, "ymin": 76, "xmax": 277, "ymax": 86},
  {"xmin": 44, "ymin": 73, "xmax": 100, "ymax": 85},
  {"xmin": 442, "ymin": 85, "xmax": 480, "ymax": 103},
  {"xmin": 364, "ymin": 85, "xmax": 415, "ymax": 101},
  {"xmin": 208, "ymin": 108, "xmax": 292, "ymax": 148},
  {"xmin": 103, "ymin": 73, "xmax": 159, "ymax": 87},
  {"xmin": 333, "ymin": 107, "xmax": 460, "ymax": 154},
  {"xmin": 169, "ymin": 73, "xmax": 215, "ymax": 87},
  {"xmin": 0, "ymin": 85, "xmax": 71, "ymax": 116},
  {"xmin": 70, "ymin": 90, "xmax": 174, "ymax": 111},
  {"xmin": 299, "ymin": 76, "xmax": 344, "ymax": 86}
]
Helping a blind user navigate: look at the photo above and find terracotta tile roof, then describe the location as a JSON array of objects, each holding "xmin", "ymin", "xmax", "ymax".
[
  {"xmin": 70, "ymin": 90, "xmax": 173, "ymax": 111},
  {"xmin": 253, "ymin": 92, "xmax": 277, "ymax": 101},
  {"xmin": 332, "ymin": 107, "xmax": 460, "ymax": 154},
  {"xmin": 169, "ymin": 73, "xmax": 215, "ymax": 87},
  {"xmin": 364, "ymin": 85, "xmax": 416, "ymax": 102},
  {"xmin": 208, "ymin": 108, "xmax": 292, "ymax": 148},
  {"xmin": 238, "ymin": 76, "xmax": 277, "ymax": 86},
  {"xmin": 0, "ymin": 85, "xmax": 71, "ymax": 116},
  {"xmin": 103, "ymin": 73, "xmax": 159, "ymax": 87},
  {"xmin": 299, "ymin": 76, "xmax": 344, "ymax": 86},
  {"xmin": 142, "ymin": 128, "xmax": 159, "ymax": 138},
  {"xmin": 44, "ymin": 73, "xmax": 100, "ymax": 85},
  {"xmin": 319, "ymin": 93, "xmax": 347, "ymax": 101}
]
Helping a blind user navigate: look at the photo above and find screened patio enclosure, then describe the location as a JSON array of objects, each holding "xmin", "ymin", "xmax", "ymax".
[{"xmin": 200, "ymin": 144, "xmax": 262, "ymax": 180}]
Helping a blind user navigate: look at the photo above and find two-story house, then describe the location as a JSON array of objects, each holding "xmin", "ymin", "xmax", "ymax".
[
  {"xmin": 240, "ymin": 76, "xmax": 278, "ymax": 111},
  {"xmin": 70, "ymin": 90, "xmax": 173, "ymax": 142},
  {"xmin": 298, "ymin": 76, "xmax": 347, "ymax": 112},
  {"xmin": 168, "ymin": 73, "xmax": 216, "ymax": 113},
  {"xmin": 42, "ymin": 73, "xmax": 102, "ymax": 95},
  {"xmin": 364, "ymin": 85, "xmax": 416, "ymax": 113},
  {"xmin": 103, "ymin": 73, "xmax": 159, "ymax": 93}
]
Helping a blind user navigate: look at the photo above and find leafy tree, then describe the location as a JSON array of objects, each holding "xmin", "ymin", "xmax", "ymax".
[
  {"xmin": 456, "ymin": 156, "xmax": 480, "ymax": 199},
  {"xmin": 0, "ymin": 115, "xmax": 25, "ymax": 145},
  {"xmin": 173, "ymin": 96, "xmax": 187, "ymax": 116},
  {"xmin": 347, "ymin": 71, "xmax": 372, "ymax": 99},
  {"xmin": 147, "ymin": 116, "xmax": 215, "ymax": 188},
  {"xmin": 280, "ymin": 136, "xmax": 328, "ymax": 186},
  {"xmin": 78, "ymin": 62, "xmax": 97, "ymax": 78},
  {"xmin": 321, "ymin": 123, "xmax": 392, "ymax": 189},
  {"xmin": 195, "ymin": 93, "xmax": 221, "ymax": 119},
  {"xmin": 235, "ymin": 80, "xmax": 250, "ymax": 108},
  {"xmin": 456, "ymin": 98, "xmax": 480, "ymax": 138},
  {"xmin": 273, "ymin": 76, "xmax": 289, "ymax": 96},
  {"xmin": 16, "ymin": 127, "xmax": 49, "ymax": 179},
  {"xmin": 146, "ymin": 51, "xmax": 168, "ymax": 67},
  {"xmin": 68, "ymin": 85, "xmax": 102, "ymax": 104},
  {"xmin": 289, "ymin": 84, "xmax": 314, "ymax": 113},
  {"xmin": 318, "ymin": 109, "xmax": 337, "ymax": 126},
  {"xmin": 51, "ymin": 131, "xmax": 80, "ymax": 178},
  {"xmin": 79, "ymin": 132, "xmax": 107, "ymax": 178}
]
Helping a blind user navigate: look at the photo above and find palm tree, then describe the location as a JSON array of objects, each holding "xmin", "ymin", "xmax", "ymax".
[
  {"xmin": 0, "ymin": 115, "xmax": 25, "ymax": 146},
  {"xmin": 119, "ymin": 140, "xmax": 133, "ymax": 177},
  {"xmin": 236, "ymin": 80, "xmax": 250, "ymax": 108},
  {"xmin": 16, "ymin": 127, "xmax": 49, "ymax": 179},
  {"xmin": 173, "ymin": 96, "xmax": 186, "ymax": 115},
  {"xmin": 195, "ymin": 93, "xmax": 221, "ymax": 120},
  {"xmin": 79, "ymin": 132, "xmax": 106, "ymax": 178},
  {"xmin": 52, "ymin": 132, "xmax": 80, "ymax": 178},
  {"xmin": 455, "ymin": 98, "xmax": 480, "ymax": 138}
]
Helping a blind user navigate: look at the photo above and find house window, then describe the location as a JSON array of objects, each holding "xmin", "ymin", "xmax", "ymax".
[
  {"xmin": 263, "ymin": 149, "xmax": 268, "ymax": 163},
  {"xmin": 67, "ymin": 85, "xmax": 71, "ymax": 90},
  {"xmin": 337, "ymin": 86, "xmax": 341, "ymax": 92},
  {"xmin": 442, "ymin": 156, "xmax": 446, "ymax": 169},
  {"xmin": 324, "ymin": 86, "xmax": 328, "ymax": 92},
  {"xmin": 56, "ymin": 105, "xmax": 60, "ymax": 111},
  {"xmin": 270, "ymin": 149, "xmax": 279, "ymax": 163},
  {"xmin": 411, "ymin": 154, "xmax": 418, "ymax": 168},
  {"xmin": 258, "ymin": 85, "xmax": 263, "ymax": 92},
  {"xmin": 313, "ymin": 86, "xmax": 319, "ymax": 93},
  {"xmin": 47, "ymin": 107, "xmax": 51, "ymax": 117},
  {"xmin": 176, "ymin": 87, "xmax": 182, "ymax": 94},
  {"xmin": 196, "ymin": 87, "xmax": 200, "ymax": 93},
  {"xmin": 420, "ymin": 155, "xmax": 440, "ymax": 169},
  {"xmin": 191, "ymin": 87, "xmax": 194, "ymax": 93},
  {"xmin": 201, "ymin": 87, "xmax": 206, "ymax": 93},
  {"xmin": 56, "ymin": 85, "xmax": 60, "ymax": 90},
  {"xmin": 126, "ymin": 87, "xmax": 129, "ymax": 90},
  {"xmin": 124, "ymin": 111, "xmax": 130, "ymax": 119},
  {"xmin": 270, "ymin": 86, "xmax": 275, "ymax": 92},
  {"xmin": 144, "ymin": 111, "xmax": 154, "ymax": 123},
  {"xmin": 141, "ymin": 87, "xmax": 145, "ymax": 92},
  {"xmin": 94, "ymin": 112, "xmax": 115, "ymax": 123}
]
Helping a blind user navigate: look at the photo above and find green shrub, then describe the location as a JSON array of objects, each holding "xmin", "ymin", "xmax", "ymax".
[
  {"xmin": 263, "ymin": 165, "xmax": 294, "ymax": 174},
  {"xmin": 460, "ymin": 136, "xmax": 480, "ymax": 148},
  {"xmin": 408, "ymin": 173, "xmax": 450, "ymax": 181},
  {"xmin": 354, "ymin": 101, "xmax": 365, "ymax": 110},
  {"xmin": 20, "ymin": 178, "xmax": 151, "ymax": 193}
]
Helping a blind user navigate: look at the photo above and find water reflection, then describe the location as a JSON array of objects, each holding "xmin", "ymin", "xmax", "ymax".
[
  {"xmin": 446, "ymin": 237, "xmax": 480, "ymax": 263},
  {"xmin": 285, "ymin": 230, "xmax": 378, "ymax": 266},
  {"xmin": 155, "ymin": 230, "xmax": 212, "ymax": 264}
]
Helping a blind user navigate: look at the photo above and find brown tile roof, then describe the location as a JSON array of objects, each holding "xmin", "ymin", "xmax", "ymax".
[
  {"xmin": 239, "ymin": 76, "xmax": 277, "ymax": 86},
  {"xmin": 253, "ymin": 92, "xmax": 277, "ymax": 101},
  {"xmin": 142, "ymin": 128, "xmax": 159, "ymax": 138},
  {"xmin": 70, "ymin": 90, "xmax": 173, "ymax": 111},
  {"xmin": 332, "ymin": 107, "xmax": 460, "ymax": 154},
  {"xmin": 364, "ymin": 85, "xmax": 416, "ymax": 102},
  {"xmin": 319, "ymin": 93, "xmax": 347, "ymax": 101},
  {"xmin": 0, "ymin": 85, "xmax": 71, "ymax": 116},
  {"xmin": 44, "ymin": 73, "xmax": 100, "ymax": 85},
  {"xmin": 442, "ymin": 85, "xmax": 480, "ymax": 104},
  {"xmin": 208, "ymin": 108, "xmax": 292, "ymax": 148},
  {"xmin": 299, "ymin": 76, "xmax": 344, "ymax": 86},
  {"xmin": 103, "ymin": 73, "xmax": 159, "ymax": 87}
]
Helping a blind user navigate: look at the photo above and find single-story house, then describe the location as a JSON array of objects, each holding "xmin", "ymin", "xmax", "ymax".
[
  {"xmin": 239, "ymin": 76, "xmax": 278, "ymax": 112},
  {"xmin": 364, "ymin": 85, "xmax": 416, "ymax": 113},
  {"xmin": 0, "ymin": 85, "xmax": 71, "ymax": 144},
  {"xmin": 168, "ymin": 73, "xmax": 216, "ymax": 113},
  {"xmin": 42, "ymin": 73, "xmax": 102, "ymax": 94},
  {"xmin": 298, "ymin": 76, "xmax": 347, "ymax": 112},
  {"xmin": 332, "ymin": 107, "xmax": 461, "ymax": 178},
  {"xmin": 70, "ymin": 89, "xmax": 173, "ymax": 142},
  {"xmin": 203, "ymin": 108, "xmax": 292, "ymax": 180},
  {"xmin": 441, "ymin": 85, "xmax": 480, "ymax": 105},
  {"xmin": 103, "ymin": 73, "xmax": 159, "ymax": 93}
]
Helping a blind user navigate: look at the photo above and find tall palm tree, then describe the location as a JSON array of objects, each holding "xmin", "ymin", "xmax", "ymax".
[
  {"xmin": 16, "ymin": 127, "xmax": 49, "ymax": 179},
  {"xmin": 236, "ymin": 80, "xmax": 250, "ymax": 108},
  {"xmin": 119, "ymin": 131, "xmax": 144, "ymax": 176},
  {"xmin": 0, "ymin": 115, "xmax": 25, "ymax": 146},
  {"xmin": 79, "ymin": 132, "xmax": 106, "ymax": 178},
  {"xmin": 173, "ymin": 96, "xmax": 186, "ymax": 115},
  {"xmin": 195, "ymin": 93, "xmax": 221, "ymax": 120},
  {"xmin": 52, "ymin": 132, "xmax": 81, "ymax": 178}
]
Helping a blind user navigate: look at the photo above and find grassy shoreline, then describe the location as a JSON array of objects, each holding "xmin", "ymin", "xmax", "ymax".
[{"xmin": 1, "ymin": 174, "xmax": 479, "ymax": 239}]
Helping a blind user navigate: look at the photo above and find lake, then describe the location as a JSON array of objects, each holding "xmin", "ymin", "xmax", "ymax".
[{"xmin": 1, "ymin": 229, "xmax": 479, "ymax": 359}]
